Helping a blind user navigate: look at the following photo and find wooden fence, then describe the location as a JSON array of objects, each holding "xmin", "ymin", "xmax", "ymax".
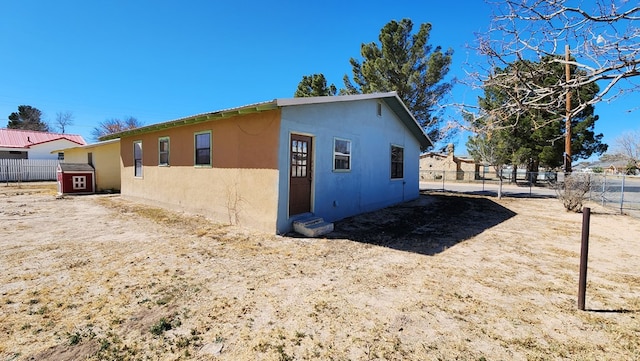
[{"xmin": 0, "ymin": 159, "xmax": 59, "ymax": 182}]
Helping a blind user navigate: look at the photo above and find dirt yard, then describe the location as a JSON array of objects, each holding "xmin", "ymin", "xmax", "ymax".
[{"xmin": 1, "ymin": 182, "xmax": 639, "ymax": 360}]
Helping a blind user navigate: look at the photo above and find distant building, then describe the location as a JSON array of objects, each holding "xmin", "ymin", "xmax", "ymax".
[
  {"xmin": 0, "ymin": 128, "xmax": 86, "ymax": 160},
  {"xmin": 419, "ymin": 143, "xmax": 479, "ymax": 181}
]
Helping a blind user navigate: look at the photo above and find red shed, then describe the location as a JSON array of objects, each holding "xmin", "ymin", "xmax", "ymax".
[{"xmin": 57, "ymin": 163, "xmax": 95, "ymax": 195}]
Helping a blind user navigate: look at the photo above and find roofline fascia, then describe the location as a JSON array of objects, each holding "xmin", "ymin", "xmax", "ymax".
[{"xmin": 100, "ymin": 102, "xmax": 278, "ymax": 140}]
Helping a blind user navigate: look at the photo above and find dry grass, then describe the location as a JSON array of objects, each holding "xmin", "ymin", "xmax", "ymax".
[{"xmin": 1, "ymin": 187, "xmax": 639, "ymax": 360}]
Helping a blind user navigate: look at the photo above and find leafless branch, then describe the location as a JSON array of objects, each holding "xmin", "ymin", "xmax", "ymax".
[{"xmin": 465, "ymin": 0, "xmax": 640, "ymax": 132}]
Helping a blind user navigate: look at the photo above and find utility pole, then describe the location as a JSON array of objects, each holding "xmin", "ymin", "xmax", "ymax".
[{"xmin": 564, "ymin": 44, "xmax": 572, "ymax": 174}]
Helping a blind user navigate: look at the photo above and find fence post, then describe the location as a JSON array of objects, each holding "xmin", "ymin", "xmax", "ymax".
[
  {"xmin": 620, "ymin": 174, "xmax": 625, "ymax": 215},
  {"xmin": 601, "ymin": 174, "xmax": 606, "ymax": 207},
  {"xmin": 498, "ymin": 168, "xmax": 503, "ymax": 199},
  {"xmin": 578, "ymin": 207, "xmax": 591, "ymax": 311},
  {"xmin": 441, "ymin": 170, "xmax": 445, "ymax": 191}
]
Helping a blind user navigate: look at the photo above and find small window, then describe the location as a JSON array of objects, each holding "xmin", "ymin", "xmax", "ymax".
[
  {"xmin": 57, "ymin": 152, "xmax": 64, "ymax": 160},
  {"xmin": 195, "ymin": 131, "xmax": 211, "ymax": 166},
  {"xmin": 133, "ymin": 141, "xmax": 143, "ymax": 177},
  {"xmin": 333, "ymin": 138, "xmax": 351, "ymax": 171},
  {"xmin": 377, "ymin": 102, "xmax": 382, "ymax": 117},
  {"xmin": 72, "ymin": 176, "xmax": 86, "ymax": 190},
  {"xmin": 391, "ymin": 145, "xmax": 404, "ymax": 179},
  {"xmin": 159, "ymin": 137, "xmax": 170, "ymax": 166},
  {"xmin": 290, "ymin": 139, "xmax": 308, "ymax": 177}
]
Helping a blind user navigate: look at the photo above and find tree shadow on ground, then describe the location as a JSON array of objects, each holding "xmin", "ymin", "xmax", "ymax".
[{"xmin": 325, "ymin": 192, "xmax": 517, "ymax": 256}]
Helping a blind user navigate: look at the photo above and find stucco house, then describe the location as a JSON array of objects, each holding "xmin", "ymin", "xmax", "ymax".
[
  {"xmin": 420, "ymin": 143, "xmax": 479, "ymax": 181},
  {"xmin": 0, "ymin": 128, "xmax": 86, "ymax": 159},
  {"xmin": 53, "ymin": 138, "xmax": 121, "ymax": 192},
  {"xmin": 103, "ymin": 92, "xmax": 432, "ymax": 234}
]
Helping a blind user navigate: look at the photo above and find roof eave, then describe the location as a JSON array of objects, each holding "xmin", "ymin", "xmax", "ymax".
[{"xmin": 100, "ymin": 102, "xmax": 278, "ymax": 140}]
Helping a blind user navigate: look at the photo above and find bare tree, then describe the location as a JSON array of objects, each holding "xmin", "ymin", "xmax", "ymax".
[
  {"xmin": 54, "ymin": 111, "xmax": 74, "ymax": 133},
  {"xmin": 462, "ymin": 1, "xmax": 640, "ymax": 130},
  {"xmin": 92, "ymin": 116, "xmax": 143, "ymax": 141},
  {"xmin": 612, "ymin": 130, "xmax": 640, "ymax": 163}
]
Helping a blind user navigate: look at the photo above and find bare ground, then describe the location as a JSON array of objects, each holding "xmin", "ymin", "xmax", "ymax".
[{"xmin": 1, "ymin": 182, "xmax": 639, "ymax": 360}]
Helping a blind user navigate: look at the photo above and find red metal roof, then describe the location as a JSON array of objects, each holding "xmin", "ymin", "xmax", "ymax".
[{"xmin": 0, "ymin": 128, "xmax": 86, "ymax": 149}]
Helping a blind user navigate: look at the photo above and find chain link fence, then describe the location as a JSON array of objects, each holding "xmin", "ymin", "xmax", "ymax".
[{"xmin": 420, "ymin": 169, "xmax": 640, "ymax": 216}]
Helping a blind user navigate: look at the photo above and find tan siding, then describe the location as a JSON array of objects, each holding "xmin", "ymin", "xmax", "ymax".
[
  {"xmin": 122, "ymin": 110, "xmax": 280, "ymax": 169},
  {"xmin": 119, "ymin": 110, "xmax": 281, "ymax": 232}
]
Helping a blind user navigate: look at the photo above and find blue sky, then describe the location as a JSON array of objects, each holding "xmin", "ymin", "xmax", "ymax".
[{"xmin": 1, "ymin": 1, "xmax": 637, "ymax": 157}]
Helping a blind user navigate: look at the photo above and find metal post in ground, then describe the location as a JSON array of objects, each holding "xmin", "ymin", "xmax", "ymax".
[
  {"xmin": 578, "ymin": 207, "xmax": 591, "ymax": 311},
  {"xmin": 602, "ymin": 174, "xmax": 606, "ymax": 207},
  {"xmin": 498, "ymin": 168, "xmax": 503, "ymax": 199},
  {"xmin": 620, "ymin": 175, "xmax": 625, "ymax": 215}
]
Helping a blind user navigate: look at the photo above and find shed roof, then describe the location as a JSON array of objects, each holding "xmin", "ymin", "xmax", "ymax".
[
  {"xmin": 58, "ymin": 163, "xmax": 95, "ymax": 172},
  {"xmin": 0, "ymin": 128, "xmax": 86, "ymax": 149},
  {"xmin": 101, "ymin": 92, "xmax": 433, "ymax": 150}
]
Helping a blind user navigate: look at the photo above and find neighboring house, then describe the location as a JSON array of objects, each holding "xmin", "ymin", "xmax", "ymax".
[
  {"xmin": 52, "ymin": 139, "xmax": 121, "ymax": 192},
  {"xmin": 0, "ymin": 128, "xmax": 86, "ymax": 160},
  {"xmin": 103, "ymin": 92, "xmax": 432, "ymax": 234},
  {"xmin": 419, "ymin": 143, "xmax": 479, "ymax": 181}
]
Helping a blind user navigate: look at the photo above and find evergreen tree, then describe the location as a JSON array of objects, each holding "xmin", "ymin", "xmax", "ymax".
[
  {"xmin": 294, "ymin": 74, "xmax": 337, "ymax": 97},
  {"xmin": 342, "ymin": 19, "xmax": 454, "ymax": 142},
  {"xmin": 468, "ymin": 56, "xmax": 607, "ymax": 176},
  {"xmin": 7, "ymin": 105, "xmax": 49, "ymax": 131}
]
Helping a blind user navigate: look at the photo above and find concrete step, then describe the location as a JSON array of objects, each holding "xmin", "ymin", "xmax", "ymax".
[{"xmin": 293, "ymin": 216, "xmax": 334, "ymax": 237}]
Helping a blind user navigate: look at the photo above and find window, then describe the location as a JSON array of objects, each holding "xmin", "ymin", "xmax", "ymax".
[
  {"xmin": 159, "ymin": 137, "xmax": 169, "ymax": 166},
  {"xmin": 391, "ymin": 145, "xmax": 404, "ymax": 179},
  {"xmin": 134, "ymin": 141, "xmax": 143, "ymax": 177},
  {"xmin": 377, "ymin": 102, "xmax": 382, "ymax": 117},
  {"xmin": 72, "ymin": 176, "xmax": 86, "ymax": 190},
  {"xmin": 57, "ymin": 152, "xmax": 64, "ymax": 160},
  {"xmin": 290, "ymin": 139, "xmax": 308, "ymax": 177},
  {"xmin": 195, "ymin": 131, "xmax": 211, "ymax": 166},
  {"xmin": 333, "ymin": 138, "xmax": 351, "ymax": 171}
]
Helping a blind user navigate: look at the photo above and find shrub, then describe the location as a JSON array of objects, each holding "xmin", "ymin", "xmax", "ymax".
[{"xmin": 556, "ymin": 173, "xmax": 592, "ymax": 212}]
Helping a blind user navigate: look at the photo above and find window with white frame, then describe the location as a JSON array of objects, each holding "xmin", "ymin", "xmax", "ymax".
[
  {"xmin": 72, "ymin": 176, "xmax": 86, "ymax": 190},
  {"xmin": 159, "ymin": 137, "xmax": 169, "ymax": 166},
  {"xmin": 194, "ymin": 131, "xmax": 211, "ymax": 166},
  {"xmin": 333, "ymin": 138, "xmax": 351, "ymax": 171},
  {"xmin": 134, "ymin": 141, "xmax": 143, "ymax": 177},
  {"xmin": 390, "ymin": 145, "xmax": 404, "ymax": 179}
]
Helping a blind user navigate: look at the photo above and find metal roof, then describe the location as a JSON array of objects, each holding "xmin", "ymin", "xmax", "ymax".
[
  {"xmin": 0, "ymin": 128, "xmax": 86, "ymax": 149},
  {"xmin": 101, "ymin": 92, "xmax": 433, "ymax": 150}
]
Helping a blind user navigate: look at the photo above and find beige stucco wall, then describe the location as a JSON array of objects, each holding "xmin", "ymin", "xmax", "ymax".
[
  {"xmin": 419, "ymin": 153, "xmax": 479, "ymax": 181},
  {"xmin": 121, "ymin": 166, "xmax": 280, "ymax": 232},
  {"xmin": 420, "ymin": 153, "xmax": 457, "ymax": 172},
  {"xmin": 119, "ymin": 110, "xmax": 282, "ymax": 233},
  {"xmin": 63, "ymin": 141, "xmax": 121, "ymax": 191}
]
